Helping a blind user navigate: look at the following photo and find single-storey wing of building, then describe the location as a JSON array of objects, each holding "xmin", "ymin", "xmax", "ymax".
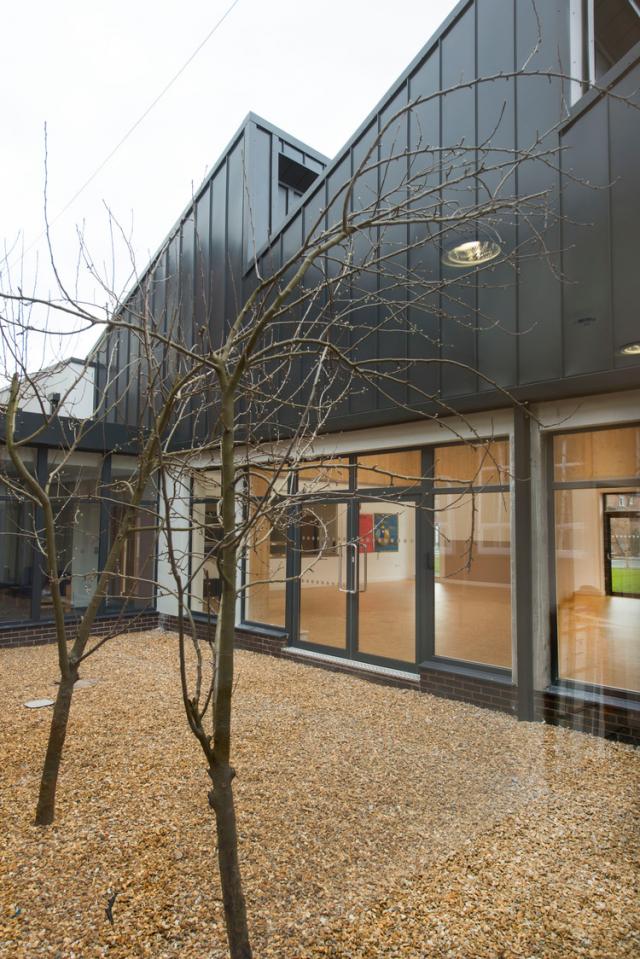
[{"xmin": 2, "ymin": 0, "xmax": 640, "ymax": 742}]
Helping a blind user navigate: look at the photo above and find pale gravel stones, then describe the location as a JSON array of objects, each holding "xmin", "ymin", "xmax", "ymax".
[{"xmin": 0, "ymin": 631, "xmax": 638, "ymax": 958}]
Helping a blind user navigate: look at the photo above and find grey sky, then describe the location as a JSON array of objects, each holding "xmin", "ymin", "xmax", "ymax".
[{"xmin": 2, "ymin": 0, "xmax": 458, "ymax": 363}]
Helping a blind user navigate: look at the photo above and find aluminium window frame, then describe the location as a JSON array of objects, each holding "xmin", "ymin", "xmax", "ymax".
[
  {"xmin": 569, "ymin": 0, "xmax": 640, "ymax": 105},
  {"xmin": 546, "ymin": 421, "xmax": 640, "ymax": 698},
  {"xmin": 0, "ymin": 448, "xmax": 159, "ymax": 631},
  {"xmin": 236, "ymin": 438, "xmax": 515, "ymax": 677},
  {"xmin": 423, "ymin": 440, "xmax": 514, "ymax": 680}
]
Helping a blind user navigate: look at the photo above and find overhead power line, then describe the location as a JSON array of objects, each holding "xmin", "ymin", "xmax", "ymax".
[{"xmin": 18, "ymin": 0, "xmax": 242, "ymax": 262}]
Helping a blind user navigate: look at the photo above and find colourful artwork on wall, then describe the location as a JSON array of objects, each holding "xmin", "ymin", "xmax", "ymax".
[
  {"xmin": 358, "ymin": 513, "xmax": 375, "ymax": 553},
  {"xmin": 374, "ymin": 513, "xmax": 398, "ymax": 552}
]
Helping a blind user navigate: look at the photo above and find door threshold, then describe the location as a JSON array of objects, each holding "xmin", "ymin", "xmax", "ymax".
[{"xmin": 283, "ymin": 646, "xmax": 419, "ymax": 683}]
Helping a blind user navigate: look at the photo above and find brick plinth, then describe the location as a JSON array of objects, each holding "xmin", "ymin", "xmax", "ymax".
[
  {"xmin": 420, "ymin": 664, "xmax": 517, "ymax": 715},
  {"xmin": 158, "ymin": 615, "xmax": 288, "ymax": 658},
  {"xmin": 0, "ymin": 611, "xmax": 161, "ymax": 650},
  {"xmin": 535, "ymin": 690, "xmax": 640, "ymax": 745}
]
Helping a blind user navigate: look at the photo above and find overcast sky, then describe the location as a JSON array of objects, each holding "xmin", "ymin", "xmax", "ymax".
[{"xmin": 2, "ymin": 0, "xmax": 458, "ymax": 365}]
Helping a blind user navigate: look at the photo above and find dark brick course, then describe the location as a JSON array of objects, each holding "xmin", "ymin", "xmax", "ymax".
[
  {"xmin": 158, "ymin": 615, "xmax": 289, "ymax": 658},
  {"xmin": 419, "ymin": 664, "xmax": 517, "ymax": 715},
  {"xmin": 0, "ymin": 612, "xmax": 160, "ymax": 650},
  {"xmin": 535, "ymin": 689, "xmax": 640, "ymax": 745}
]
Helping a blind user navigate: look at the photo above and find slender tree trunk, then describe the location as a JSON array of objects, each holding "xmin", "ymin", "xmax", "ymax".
[
  {"xmin": 208, "ymin": 762, "xmax": 252, "ymax": 959},
  {"xmin": 209, "ymin": 388, "xmax": 253, "ymax": 958},
  {"xmin": 34, "ymin": 670, "xmax": 77, "ymax": 826}
]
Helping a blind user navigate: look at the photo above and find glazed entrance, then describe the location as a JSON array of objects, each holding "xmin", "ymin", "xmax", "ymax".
[{"xmin": 297, "ymin": 499, "xmax": 417, "ymax": 665}]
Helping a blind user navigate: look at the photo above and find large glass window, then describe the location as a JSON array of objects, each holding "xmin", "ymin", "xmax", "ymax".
[
  {"xmin": 244, "ymin": 468, "xmax": 288, "ymax": 627},
  {"xmin": 570, "ymin": 1, "xmax": 640, "ymax": 103},
  {"xmin": 47, "ymin": 452, "xmax": 103, "ymax": 613},
  {"xmin": 0, "ymin": 450, "xmax": 36, "ymax": 622},
  {"xmin": 105, "ymin": 455, "xmax": 157, "ymax": 611},
  {"xmin": 434, "ymin": 491, "xmax": 512, "ymax": 668},
  {"xmin": 553, "ymin": 427, "xmax": 640, "ymax": 692},
  {"xmin": 357, "ymin": 500, "xmax": 416, "ymax": 662},
  {"xmin": 434, "ymin": 440, "xmax": 510, "ymax": 488},
  {"xmin": 299, "ymin": 502, "xmax": 348, "ymax": 649},
  {"xmin": 433, "ymin": 439, "xmax": 512, "ymax": 669},
  {"xmin": 357, "ymin": 449, "xmax": 421, "ymax": 488},
  {"xmin": 191, "ymin": 471, "xmax": 223, "ymax": 615},
  {"xmin": 593, "ymin": 0, "xmax": 640, "ymax": 80},
  {"xmin": 297, "ymin": 457, "xmax": 350, "ymax": 494},
  {"xmin": 553, "ymin": 426, "xmax": 640, "ymax": 482}
]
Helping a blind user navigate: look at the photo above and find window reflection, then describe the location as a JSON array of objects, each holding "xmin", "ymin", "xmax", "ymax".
[
  {"xmin": 0, "ymin": 497, "xmax": 34, "ymax": 621},
  {"xmin": 46, "ymin": 453, "xmax": 103, "ymax": 613},
  {"xmin": 434, "ymin": 491, "xmax": 512, "ymax": 668},
  {"xmin": 105, "ymin": 456, "xmax": 157, "ymax": 611},
  {"xmin": 357, "ymin": 450, "xmax": 421, "ymax": 487},
  {"xmin": 244, "ymin": 470, "xmax": 287, "ymax": 627},
  {"xmin": 434, "ymin": 440, "xmax": 509, "ymax": 487},
  {"xmin": 553, "ymin": 427, "xmax": 640, "ymax": 482},
  {"xmin": 553, "ymin": 426, "xmax": 640, "ymax": 692}
]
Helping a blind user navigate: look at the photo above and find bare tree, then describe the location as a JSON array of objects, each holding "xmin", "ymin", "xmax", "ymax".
[
  {"xmin": 2, "ymin": 61, "xmax": 635, "ymax": 958},
  {"xmin": 0, "ymin": 353, "xmax": 191, "ymax": 824},
  {"xmin": 138, "ymin": 82, "xmax": 576, "ymax": 958}
]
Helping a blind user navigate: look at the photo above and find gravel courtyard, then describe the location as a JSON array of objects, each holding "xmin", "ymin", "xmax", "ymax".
[{"xmin": 1, "ymin": 631, "xmax": 638, "ymax": 958}]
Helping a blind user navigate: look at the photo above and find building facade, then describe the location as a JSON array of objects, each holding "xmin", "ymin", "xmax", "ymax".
[{"xmin": 2, "ymin": 0, "xmax": 640, "ymax": 741}]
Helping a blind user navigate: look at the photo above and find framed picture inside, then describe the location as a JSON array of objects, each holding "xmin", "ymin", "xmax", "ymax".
[{"xmin": 374, "ymin": 513, "xmax": 398, "ymax": 552}]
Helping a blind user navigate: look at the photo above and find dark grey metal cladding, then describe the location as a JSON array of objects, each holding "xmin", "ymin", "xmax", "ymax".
[
  {"xmin": 94, "ymin": 115, "xmax": 328, "ymax": 432},
  {"xmin": 248, "ymin": 0, "xmax": 565, "ymax": 418},
  {"xmin": 249, "ymin": 0, "xmax": 640, "ymax": 425},
  {"xmin": 407, "ymin": 52, "xmax": 441, "ymax": 403},
  {"xmin": 514, "ymin": 0, "xmax": 566, "ymax": 385},
  {"xmin": 97, "ymin": 1, "xmax": 640, "ymax": 439},
  {"xmin": 378, "ymin": 84, "xmax": 411, "ymax": 411},
  {"xmin": 349, "ymin": 129, "xmax": 381, "ymax": 416},
  {"xmin": 610, "ymin": 60, "xmax": 640, "ymax": 368},
  {"xmin": 440, "ymin": 1, "xmax": 478, "ymax": 399},
  {"xmin": 475, "ymin": 0, "xmax": 517, "ymax": 391},
  {"xmin": 559, "ymin": 56, "xmax": 640, "ymax": 374},
  {"xmin": 561, "ymin": 97, "xmax": 612, "ymax": 376}
]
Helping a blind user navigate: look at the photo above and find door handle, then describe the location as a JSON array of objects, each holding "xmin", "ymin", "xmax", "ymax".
[
  {"xmin": 359, "ymin": 544, "xmax": 368, "ymax": 592},
  {"xmin": 338, "ymin": 544, "xmax": 347, "ymax": 592},
  {"xmin": 338, "ymin": 542, "xmax": 358, "ymax": 594},
  {"xmin": 348, "ymin": 541, "xmax": 358, "ymax": 594}
]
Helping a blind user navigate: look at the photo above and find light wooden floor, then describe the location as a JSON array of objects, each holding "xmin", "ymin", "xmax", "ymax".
[
  {"xmin": 557, "ymin": 592, "xmax": 640, "ymax": 692},
  {"xmin": 299, "ymin": 579, "xmax": 511, "ymax": 667},
  {"xmin": 258, "ymin": 581, "xmax": 640, "ymax": 691},
  {"xmin": 434, "ymin": 581, "xmax": 511, "ymax": 668}
]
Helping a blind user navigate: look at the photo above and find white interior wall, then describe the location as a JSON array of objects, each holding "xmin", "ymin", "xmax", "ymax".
[
  {"xmin": 358, "ymin": 501, "xmax": 415, "ymax": 584},
  {"xmin": 554, "ymin": 488, "xmax": 605, "ymax": 602},
  {"xmin": 156, "ymin": 473, "xmax": 190, "ymax": 616}
]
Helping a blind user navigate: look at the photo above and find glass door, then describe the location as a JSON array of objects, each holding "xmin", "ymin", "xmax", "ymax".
[
  {"xmin": 298, "ymin": 501, "xmax": 351, "ymax": 650},
  {"xmin": 295, "ymin": 497, "xmax": 418, "ymax": 665},
  {"xmin": 356, "ymin": 500, "xmax": 416, "ymax": 664},
  {"xmin": 606, "ymin": 511, "xmax": 640, "ymax": 598}
]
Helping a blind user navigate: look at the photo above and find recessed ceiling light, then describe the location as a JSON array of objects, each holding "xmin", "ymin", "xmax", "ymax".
[
  {"xmin": 620, "ymin": 341, "xmax": 640, "ymax": 356},
  {"xmin": 442, "ymin": 238, "xmax": 502, "ymax": 268}
]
